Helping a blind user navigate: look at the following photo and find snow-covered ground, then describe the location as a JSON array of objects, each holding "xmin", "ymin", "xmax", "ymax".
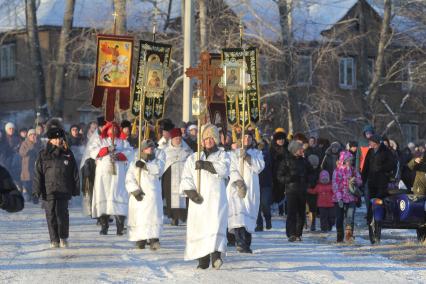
[{"xmin": 1, "ymin": 202, "xmax": 426, "ymax": 284}]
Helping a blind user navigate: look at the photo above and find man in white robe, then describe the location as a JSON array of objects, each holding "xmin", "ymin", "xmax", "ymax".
[
  {"xmin": 180, "ymin": 124, "xmax": 230, "ymax": 270},
  {"xmin": 90, "ymin": 122, "xmax": 134, "ymax": 235},
  {"xmin": 227, "ymin": 132, "xmax": 265, "ymax": 253},
  {"xmin": 162, "ymin": 128, "xmax": 192, "ymax": 226},
  {"xmin": 126, "ymin": 139, "xmax": 165, "ymax": 250}
]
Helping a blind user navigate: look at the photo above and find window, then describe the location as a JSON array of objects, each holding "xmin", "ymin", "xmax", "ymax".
[
  {"xmin": 339, "ymin": 57, "xmax": 356, "ymax": 89},
  {"xmin": 402, "ymin": 123, "xmax": 418, "ymax": 145},
  {"xmin": 402, "ymin": 61, "xmax": 415, "ymax": 91},
  {"xmin": 296, "ymin": 55, "xmax": 312, "ymax": 85},
  {"xmin": 78, "ymin": 51, "xmax": 95, "ymax": 78},
  {"xmin": 367, "ymin": 58, "xmax": 374, "ymax": 85},
  {"xmin": 0, "ymin": 43, "xmax": 16, "ymax": 79}
]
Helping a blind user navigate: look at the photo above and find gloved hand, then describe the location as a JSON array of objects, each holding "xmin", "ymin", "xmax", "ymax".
[
  {"xmin": 132, "ymin": 189, "xmax": 145, "ymax": 201},
  {"xmin": 135, "ymin": 160, "xmax": 147, "ymax": 169},
  {"xmin": 338, "ymin": 200, "xmax": 344, "ymax": 208},
  {"xmin": 195, "ymin": 160, "xmax": 217, "ymax": 174},
  {"xmin": 184, "ymin": 189, "xmax": 204, "ymax": 204},
  {"xmin": 108, "ymin": 145, "xmax": 115, "ymax": 153},
  {"xmin": 243, "ymin": 152, "xmax": 252, "ymax": 165},
  {"xmin": 233, "ymin": 180, "xmax": 247, "ymax": 198}
]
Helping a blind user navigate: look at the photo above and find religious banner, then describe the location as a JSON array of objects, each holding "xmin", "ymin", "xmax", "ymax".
[
  {"xmin": 131, "ymin": 40, "xmax": 172, "ymax": 121},
  {"xmin": 92, "ymin": 34, "xmax": 134, "ymax": 122},
  {"xmin": 208, "ymin": 53, "xmax": 227, "ymax": 129},
  {"xmin": 222, "ymin": 47, "xmax": 260, "ymax": 127}
]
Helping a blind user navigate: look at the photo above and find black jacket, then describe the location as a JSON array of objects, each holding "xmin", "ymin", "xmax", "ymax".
[
  {"xmin": 270, "ymin": 142, "xmax": 288, "ymax": 202},
  {"xmin": 0, "ymin": 165, "xmax": 24, "ymax": 212},
  {"xmin": 277, "ymin": 154, "xmax": 316, "ymax": 194},
  {"xmin": 361, "ymin": 143, "xmax": 396, "ymax": 196},
  {"xmin": 259, "ymin": 145, "xmax": 273, "ymax": 188},
  {"xmin": 33, "ymin": 143, "xmax": 80, "ymax": 201}
]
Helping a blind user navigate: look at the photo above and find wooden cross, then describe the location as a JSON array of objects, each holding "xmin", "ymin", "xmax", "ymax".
[{"xmin": 185, "ymin": 51, "xmax": 224, "ymax": 104}]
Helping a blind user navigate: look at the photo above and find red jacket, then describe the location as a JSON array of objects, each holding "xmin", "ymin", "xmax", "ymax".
[{"xmin": 308, "ymin": 183, "xmax": 334, "ymax": 208}]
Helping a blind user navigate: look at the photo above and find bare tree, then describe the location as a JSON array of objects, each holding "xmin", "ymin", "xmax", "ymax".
[
  {"xmin": 25, "ymin": 0, "xmax": 48, "ymax": 119},
  {"xmin": 52, "ymin": 0, "xmax": 76, "ymax": 118},
  {"xmin": 199, "ymin": 0, "xmax": 208, "ymax": 51}
]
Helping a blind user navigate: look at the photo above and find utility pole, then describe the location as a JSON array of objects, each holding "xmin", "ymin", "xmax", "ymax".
[{"xmin": 182, "ymin": 0, "xmax": 194, "ymax": 122}]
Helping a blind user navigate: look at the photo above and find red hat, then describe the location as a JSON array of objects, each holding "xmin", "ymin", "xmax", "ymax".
[
  {"xmin": 170, "ymin": 128, "xmax": 182, "ymax": 139},
  {"xmin": 100, "ymin": 122, "xmax": 120, "ymax": 139}
]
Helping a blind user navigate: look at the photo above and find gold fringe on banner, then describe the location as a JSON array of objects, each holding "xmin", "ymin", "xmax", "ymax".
[
  {"xmin": 131, "ymin": 118, "xmax": 138, "ymax": 136},
  {"xmin": 255, "ymin": 127, "xmax": 261, "ymax": 143}
]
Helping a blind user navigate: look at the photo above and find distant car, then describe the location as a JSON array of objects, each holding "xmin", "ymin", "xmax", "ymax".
[{"xmin": 369, "ymin": 190, "xmax": 426, "ymax": 244}]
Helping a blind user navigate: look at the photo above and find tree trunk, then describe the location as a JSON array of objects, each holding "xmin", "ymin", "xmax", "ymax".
[
  {"xmin": 26, "ymin": 0, "xmax": 49, "ymax": 119},
  {"xmin": 52, "ymin": 0, "xmax": 75, "ymax": 118},
  {"xmin": 199, "ymin": 0, "xmax": 208, "ymax": 51},
  {"xmin": 278, "ymin": 0, "xmax": 297, "ymax": 133},
  {"xmin": 113, "ymin": 0, "xmax": 127, "ymax": 35},
  {"xmin": 368, "ymin": 0, "xmax": 391, "ymax": 126}
]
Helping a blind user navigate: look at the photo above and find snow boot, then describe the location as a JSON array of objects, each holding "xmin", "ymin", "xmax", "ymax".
[
  {"xmin": 288, "ymin": 236, "xmax": 297, "ymax": 242},
  {"xmin": 265, "ymin": 219, "xmax": 272, "ymax": 230},
  {"xmin": 211, "ymin": 252, "xmax": 223, "ymax": 270},
  {"xmin": 197, "ymin": 254, "xmax": 210, "ymax": 269},
  {"xmin": 136, "ymin": 240, "xmax": 146, "ymax": 249},
  {"xmin": 100, "ymin": 227, "xmax": 108, "ymax": 235},
  {"xmin": 149, "ymin": 239, "xmax": 160, "ymax": 251},
  {"xmin": 345, "ymin": 225, "xmax": 353, "ymax": 242},
  {"xmin": 115, "ymin": 216, "xmax": 126, "ymax": 236},
  {"xmin": 337, "ymin": 230, "xmax": 344, "ymax": 243},
  {"xmin": 50, "ymin": 241, "xmax": 59, "ymax": 248},
  {"xmin": 60, "ymin": 239, "xmax": 69, "ymax": 248},
  {"xmin": 254, "ymin": 226, "xmax": 263, "ymax": 232}
]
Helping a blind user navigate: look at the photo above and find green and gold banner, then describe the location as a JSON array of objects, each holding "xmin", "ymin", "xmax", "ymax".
[
  {"xmin": 222, "ymin": 47, "xmax": 260, "ymax": 127},
  {"xmin": 131, "ymin": 40, "xmax": 172, "ymax": 121}
]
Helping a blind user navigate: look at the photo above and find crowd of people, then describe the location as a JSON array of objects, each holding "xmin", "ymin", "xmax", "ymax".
[{"xmin": 0, "ymin": 117, "xmax": 425, "ymax": 270}]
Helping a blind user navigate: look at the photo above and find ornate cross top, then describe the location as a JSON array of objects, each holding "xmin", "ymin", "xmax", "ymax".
[{"xmin": 185, "ymin": 51, "xmax": 224, "ymax": 103}]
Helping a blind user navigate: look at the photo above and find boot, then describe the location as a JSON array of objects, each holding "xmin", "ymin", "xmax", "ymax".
[
  {"xmin": 337, "ymin": 230, "xmax": 344, "ymax": 243},
  {"xmin": 345, "ymin": 225, "xmax": 353, "ymax": 242},
  {"xmin": 99, "ymin": 215, "xmax": 109, "ymax": 235},
  {"xmin": 149, "ymin": 238, "xmax": 160, "ymax": 251},
  {"xmin": 255, "ymin": 226, "xmax": 263, "ymax": 232},
  {"xmin": 310, "ymin": 213, "xmax": 316, "ymax": 232},
  {"xmin": 115, "ymin": 216, "xmax": 125, "ymax": 236},
  {"xmin": 211, "ymin": 251, "xmax": 223, "ymax": 270},
  {"xmin": 136, "ymin": 240, "xmax": 146, "ymax": 249},
  {"xmin": 265, "ymin": 219, "xmax": 272, "ymax": 230},
  {"xmin": 197, "ymin": 254, "xmax": 210, "ymax": 269},
  {"xmin": 59, "ymin": 239, "xmax": 69, "ymax": 248},
  {"xmin": 50, "ymin": 241, "xmax": 59, "ymax": 248}
]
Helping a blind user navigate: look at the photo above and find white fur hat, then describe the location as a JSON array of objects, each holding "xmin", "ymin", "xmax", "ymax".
[
  {"xmin": 201, "ymin": 124, "xmax": 219, "ymax": 145},
  {"xmin": 5, "ymin": 122, "xmax": 15, "ymax": 131}
]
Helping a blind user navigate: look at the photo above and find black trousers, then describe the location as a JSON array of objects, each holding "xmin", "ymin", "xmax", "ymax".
[
  {"xmin": 285, "ymin": 191, "xmax": 306, "ymax": 238},
  {"xmin": 45, "ymin": 199, "xmax": 69, "ymax": 242},
  {"xmin": 318, "ymin": 207, "xmax": 335, "ymax": 232},
  {"xmin": 99, "ymin": 214, "xmax": 126, "ymax": 232},
  {"xmin": 234, "ymin": 227, "xmax": 252, "ymax": 250}
]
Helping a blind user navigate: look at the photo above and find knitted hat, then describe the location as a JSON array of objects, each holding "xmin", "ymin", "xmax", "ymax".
[
  {"xmin": 307, "ymin": 154, "xmax": 320, "ymax": 168},
  {"xmin": 274, "ymin": 127, "xmax": 285, "ymax": 134},
  {"xmin": 319, "ymin": 170, "xmax": 330, "ymax": 184},
  {"xmin": 5, "ymin": 122, "xmax": 15, "ymax": 131},
  {"xmin": 170, "ymin": 128, "xmax": 182, "ymax": 139},
  {"xmin": 160, "ymin": 118, "xmax": 175, "ymax": 132},
  {"xmin": 201, "ymin": 124, "xmax": 220, "ymax": 145},
  {"xmin": 46, "ymin": 128, "xmax": 65, "ymax": 139},
  {"xmin": 140, "ymin": 139, "xmax": 156, "ymax": 151},
  {"xmin": 339, "ymin": 150, "xmax": 353, "ymax": 165},
  {"xmin": 27, "ymin": 129, "xmax": 36, "ymax": 137},
  {"xmin": 288, "ymin": 140, "xmax": 303, "ymax": 155},
  {"xmin": 188, "ymin": 124, "xmax": 197, "ymax": 132}
]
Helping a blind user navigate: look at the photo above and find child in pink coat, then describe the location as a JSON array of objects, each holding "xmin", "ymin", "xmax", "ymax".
[{"xmin": 308, "ymin": 170, "xmax": 335, "ymax": 232}]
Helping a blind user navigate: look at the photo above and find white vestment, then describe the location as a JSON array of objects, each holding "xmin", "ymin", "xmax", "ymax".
[
  {"xmin": 227, "ymin": 148, "xmax": 265, "ymax": 233},
  {"xmin": 126, "ymin": 149, "xmax": 165, "ymax": 241},
  {"xmin": 180, "ymin": 148, "xmax": 230, "ymax": 260},
  {"xmin": 163, "ymin": 140, "xmax": 192, "ymax": 209},
  {"xmin": 91, "ymin": 137, "xmax": 134, "ymax": 217}
]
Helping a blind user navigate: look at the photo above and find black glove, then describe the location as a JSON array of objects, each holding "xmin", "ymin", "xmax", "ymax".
[
  {"xmin": 135, "ymin": 160, "xmax": 147, "ymax": 170},
  {"xmin": 184, "ymin": 189, "xmax": 204, "ymax": 204},
  {"xmin": 243, "ymin": 152, "xmax": 252, "ymax": 165},
  {"xmin": 195, "ymin": 160, "xmax": 217, "ymax": 174},
  {"xmin": 233, "ymin": 180, "xmax": 247, "ymax": 198},
  {"xmin": 132, "ymin": 189, "xmax": 145, "ymax": 201}
]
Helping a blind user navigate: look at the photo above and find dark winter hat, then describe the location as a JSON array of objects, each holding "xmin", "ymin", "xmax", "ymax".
[
  {"xmin": 47, "ymin": 128, "xmax": 65, "ymax": 139},
  {"xmin": 273, "ymin": 131, "xmax": 287, "ymax": 141},
  {"xmin": 160, "ymin": 118, "xmax": 175, "ymax": 132},
  {"xmin": 170, "ymin": 128, "xmax": 182, "ymax": 139},
  {"xmin": 69, "ymin": 124, "xmax": 80, "ymax": 131},
  {"xmin": 363, "ymin": 125, "xmax": 375, "ymax": 135},
  {"xmin": 140, "ymin": 139, "xmax": 156, "ymax": 151},
  {"xmin": 97, "ymin": 116, "xmax": 106, "ymax": 127},
  {"xmin": 348, "ymin": 141, "xmax": 358, "ymax": 148},
  {"xmin": 120, "ymin": 120, "xmax": 131, "ymax": 129},
  {"xmin": 368, "ymin": 134, "xmax": 382, "ymax": 144}
]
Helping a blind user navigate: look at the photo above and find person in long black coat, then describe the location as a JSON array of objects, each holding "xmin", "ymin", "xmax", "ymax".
[
  {"xmin": 277, "ymin": 140, "xmax": 315, "ymax": 242},
  {"xmin": 33, "ymin": 128, "xmax": 80, "ymax": 249},
  {"xmin": 0, "ymin": 165, "xmax": 24, "ymax": 213},
  {"xmin": 270, "ymin": 131, "xmax": 288, "ymax": 215}
]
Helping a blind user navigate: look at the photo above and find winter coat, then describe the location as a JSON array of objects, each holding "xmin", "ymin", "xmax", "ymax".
[
  {"xmin": 320, "ymin": 142, "xmax": 342, "ymax": 177},
  {"xmin": 361, "ymin": 143, "xmax": 396, "ymax": 197},
  {"xmin": 19, "ymin": 138, "xmax": 42, "ymax": 181},
  {"xmin": 0, "ymin": 165, "xmax": 24, "ymax": 212},
  {"xmin": 308, "ymin": 183, "xmax": 334, "ymax": 208},
  {"xmin": 259, "ymin": 145, "xmax": 273, "ymax": 188},
  {"xmin": 33, "ymin": 143, "xmax": 80, "ymax": 201},
  {"xmin": 407, "ymin": 157, "xmax": 426, "ymax": 196},
  {"xmin": 270, "ymin": 142, "xmax": 288, "ymax": 201},
  {"xmin": 277, "ymin": 154, "xmax": 315, "ymax": 194},
  {"xmin": 332, "ymin": 152, "xmax": 362, "ymax": 204}
]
